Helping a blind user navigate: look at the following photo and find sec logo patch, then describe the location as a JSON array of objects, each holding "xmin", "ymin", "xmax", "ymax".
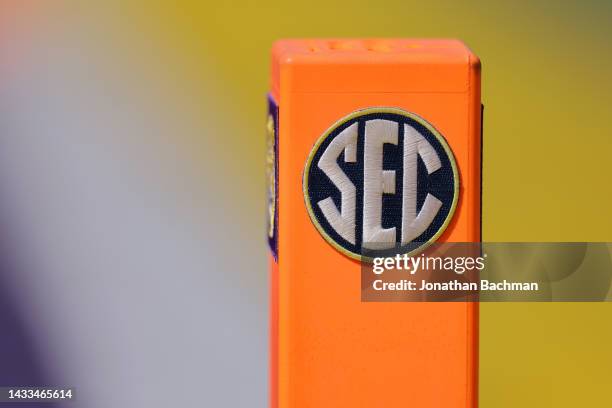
[{"xmin": 303, "ymin": 107, "xmax": 459, "ymax": 260}]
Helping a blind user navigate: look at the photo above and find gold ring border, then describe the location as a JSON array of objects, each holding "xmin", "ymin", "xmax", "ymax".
[{"xmin": 302, "ymin": 107, "xmax": 460, "ymax": 262}]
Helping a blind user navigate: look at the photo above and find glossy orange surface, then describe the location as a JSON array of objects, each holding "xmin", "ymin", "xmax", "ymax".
[{"xmin": 270, "ymin": 39, "xmax": 481, "ymax": 408}]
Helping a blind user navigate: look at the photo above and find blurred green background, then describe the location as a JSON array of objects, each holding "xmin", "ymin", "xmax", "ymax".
[{"xmin": 2, "ymin": 1, "xmax": 611, "ymax": 406}]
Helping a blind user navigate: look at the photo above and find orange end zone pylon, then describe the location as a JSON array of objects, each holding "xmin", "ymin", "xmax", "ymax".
[{"xmin": 267, "ymin": 39, "xmax": 481, "ymax": 408}]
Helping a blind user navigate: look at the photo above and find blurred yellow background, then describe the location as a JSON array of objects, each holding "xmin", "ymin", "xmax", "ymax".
[{"xmin": 2, "ymin": 1, "xmax": 611, "ymax": 406}]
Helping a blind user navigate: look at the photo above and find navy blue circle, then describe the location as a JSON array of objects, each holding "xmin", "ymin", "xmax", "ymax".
[{"xmin": 305, "ymin": 111, "xmax": 458, "ymax": 259}]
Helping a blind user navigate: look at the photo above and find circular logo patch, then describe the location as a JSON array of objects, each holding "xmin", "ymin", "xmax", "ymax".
[{"xmin": 303, "ymin": 107, "xmax": 459, "ymax": 260}]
